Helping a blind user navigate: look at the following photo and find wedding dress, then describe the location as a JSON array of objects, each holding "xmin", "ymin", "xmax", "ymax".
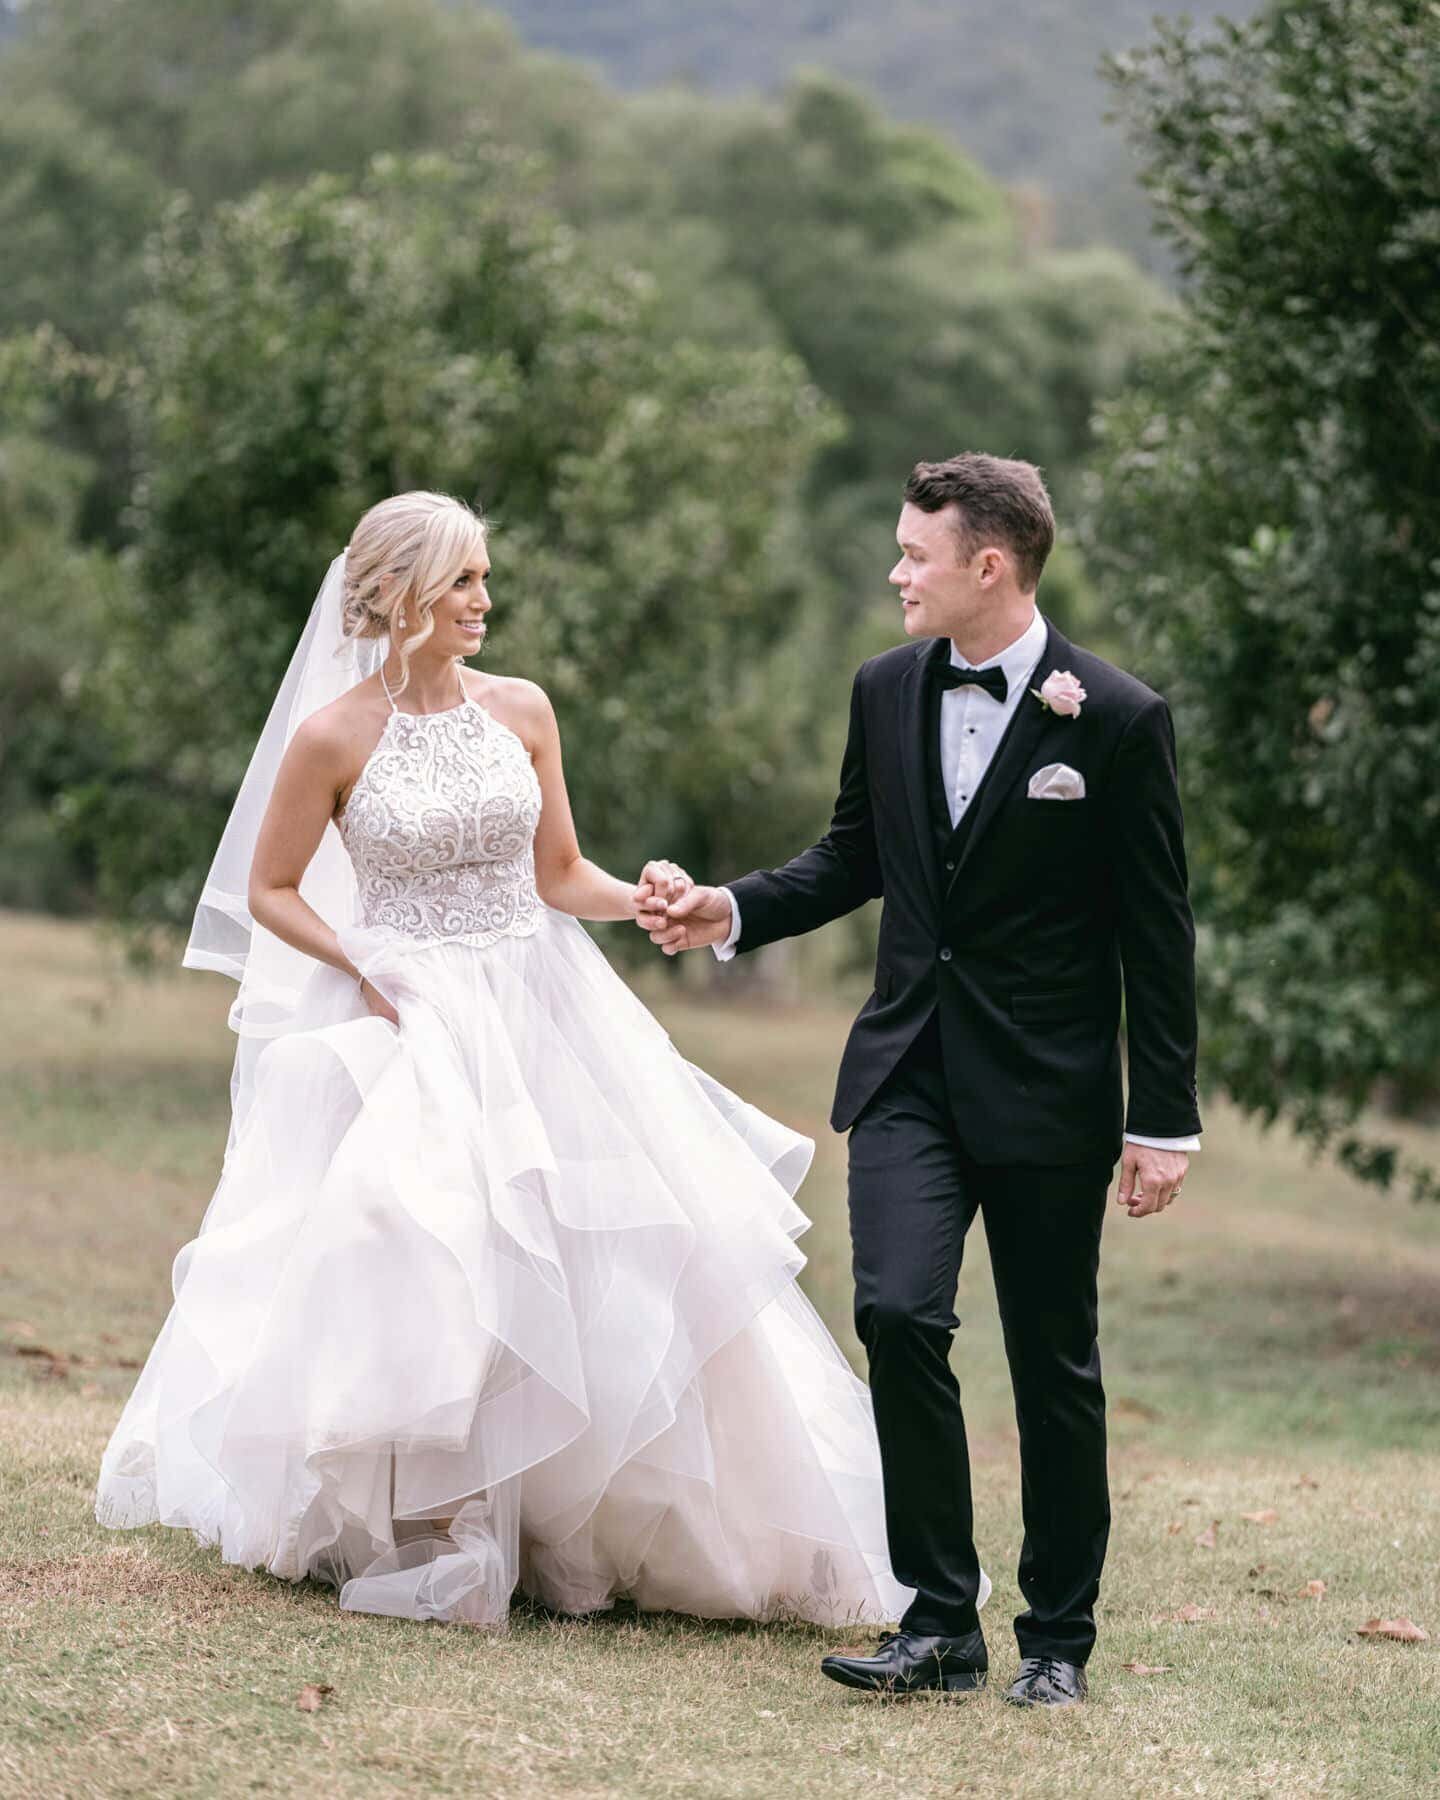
[{"xmin": 96, "ymin": 649, "xmax": 986, "ymax": 1630}]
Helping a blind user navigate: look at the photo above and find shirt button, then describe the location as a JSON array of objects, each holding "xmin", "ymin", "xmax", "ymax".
[
  {"xmin": 944, "ymin": 860, "xmax": 955, "ymax": 872},
  {"xmin": 939, "ymin": 947, "xmax": 953, "ymax": 962}
]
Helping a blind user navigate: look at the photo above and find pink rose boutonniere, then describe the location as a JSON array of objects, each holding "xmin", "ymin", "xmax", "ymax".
[{"xmin": 1032, "ymin": 670, "xmax": 1087, "ymax": 718}]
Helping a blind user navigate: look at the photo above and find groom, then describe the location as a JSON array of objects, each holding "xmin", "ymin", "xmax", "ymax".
[{"xmin": 641, "ymin": 454, "xmax": 1200, "ymax": 1706}]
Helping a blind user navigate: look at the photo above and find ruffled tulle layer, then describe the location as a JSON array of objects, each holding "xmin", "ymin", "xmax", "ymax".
[{"xmin": 97, "ymin": 912, "xmax": 955, "ymax": 1629}]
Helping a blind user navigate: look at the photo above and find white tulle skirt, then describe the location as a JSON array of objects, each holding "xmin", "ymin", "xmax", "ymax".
[{"xmin": 97, "ymin": 911, "xmax": 972, "ymax": 1630}]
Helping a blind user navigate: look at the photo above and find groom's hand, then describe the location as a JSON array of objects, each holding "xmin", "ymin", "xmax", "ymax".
[
  {"xmin": 1116, "ymin": 1145, "xmax": 1188, "ymax": 1218},
  {"xmin": 638, "ymin": 884, "xmax": 733, "ymax": 956}
]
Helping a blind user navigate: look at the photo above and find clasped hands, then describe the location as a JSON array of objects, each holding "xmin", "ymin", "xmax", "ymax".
[{"xmin": 631, "ymin": 862, "xmax": 731, "ymax": 953}]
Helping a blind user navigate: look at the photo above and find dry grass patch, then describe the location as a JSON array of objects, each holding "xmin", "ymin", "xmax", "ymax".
[{"xmin": 0, "ymin": 1549, "xmax": 260, "ymax": 1617}]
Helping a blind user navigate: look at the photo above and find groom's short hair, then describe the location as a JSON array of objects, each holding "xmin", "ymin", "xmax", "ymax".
[{"xmin": 904, "ymin": 454, "xmax": 1054, "ymax": 593}]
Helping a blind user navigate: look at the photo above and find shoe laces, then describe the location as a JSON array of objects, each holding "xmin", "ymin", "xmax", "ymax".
[{"xmin": 1027, "ymin": 1654, "xmax": 1068, "ymax": 1684}]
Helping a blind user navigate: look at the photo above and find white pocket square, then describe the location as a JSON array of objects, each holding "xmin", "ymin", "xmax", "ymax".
[{"xmin": 1027, "ymin": 762, "xmax": 1086, "ymax": 801}]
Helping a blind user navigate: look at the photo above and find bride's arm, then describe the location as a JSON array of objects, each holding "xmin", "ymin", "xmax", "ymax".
[
  {"xmin": 247, "ymin": 718, "xmax": 395, "ymax": 1020},
  {"xmin": 510, "ymin": 682, "xmax": 673, "ymax": 924}
]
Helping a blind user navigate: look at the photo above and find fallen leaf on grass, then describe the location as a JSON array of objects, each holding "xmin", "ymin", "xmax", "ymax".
[
  {"xmin": 1112, "ymin": 1397, "xmax": 1162, "ymax": 1422},
  {"xmin": 1247, "ymin": 1565, "xmax": 1268, "ymax": 1578},
  {"xmin": 1356, "ymin": 1618, "xmax": 1428, "ymax": 1644},
  {"xmin": 1240, "ymin": 1509, "xmax": 1279, "ymax": 1525},
  {"xmin": 1194, "ymin": 1521, "xmax": 1219, "ymax": 1550},
  {"xmin": 297, "ymin": 1684, "xmax": 335, "ymax": 1712},
  {"xmin": 1295, "ymin": 1474, "xmax": 1319, "ymax": 1490},
  {"xmin": 1121, "ymin": 1661, "xmax": 1174, "ymax": 1676},
  {"xmin": 1165, "ymin": 1522, "xmax": 1184, "ymax": 1536},
  {"xmin": 1299, "ymin": 1580, "xmax": 1327, "ymax": 1600},
  {"xmin": 1155, "ymin": 1604, "xmax": 1217, "ymax": 1625},
  {"xmin": 16, "ymin": 1345, "xmax": 70, "ymax": 1380}
]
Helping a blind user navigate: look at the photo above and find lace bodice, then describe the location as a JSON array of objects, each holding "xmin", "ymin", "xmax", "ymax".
[{"xmin": 337, "ymin": 686, "xmax": 544, "ymax": 949}]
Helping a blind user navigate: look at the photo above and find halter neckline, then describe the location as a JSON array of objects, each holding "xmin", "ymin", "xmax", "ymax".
[{"xmin": 380, "ymin": 660, "xmax": 471, "ymax": 718}]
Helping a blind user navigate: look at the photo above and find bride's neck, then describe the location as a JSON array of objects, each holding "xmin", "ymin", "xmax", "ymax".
[{"xmin": 384, "ymin": 650, "xmax": 464, "ymax": 712}]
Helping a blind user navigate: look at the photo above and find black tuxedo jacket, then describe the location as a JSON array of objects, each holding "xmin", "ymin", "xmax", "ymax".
[{"xmin": 727, "ymin": 622, "xmax": 1201, "ymax": 1166}]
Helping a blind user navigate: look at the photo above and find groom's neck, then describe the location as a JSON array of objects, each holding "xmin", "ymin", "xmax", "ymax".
[{"xmin": 947, "ymin": 598, "xmax": 1038, "ymax": 667}]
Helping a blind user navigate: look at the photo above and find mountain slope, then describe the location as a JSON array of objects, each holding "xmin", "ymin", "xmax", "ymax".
[{"xmin": 477, "ymin": 0, "xmax": 1257, "ymax": 258}]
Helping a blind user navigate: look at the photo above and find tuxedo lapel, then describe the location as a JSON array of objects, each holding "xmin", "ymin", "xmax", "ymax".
[
  {"xmin": 943, "ymin": 621, "xmax": 1070, "ymax": 898},
  {"xmin": 897, "ymin": 639, "xmax": 945, "ymax": 916}
]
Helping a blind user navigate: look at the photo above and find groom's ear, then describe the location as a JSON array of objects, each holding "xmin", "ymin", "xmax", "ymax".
[{"xmin": 973, "ymin": 545, "xmax": 1007, "ymax": 586}]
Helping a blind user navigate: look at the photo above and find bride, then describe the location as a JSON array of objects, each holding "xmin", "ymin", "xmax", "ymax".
[{"xmin": 96, "ymin": 490, "xmax": 989, "ymax": 1635}]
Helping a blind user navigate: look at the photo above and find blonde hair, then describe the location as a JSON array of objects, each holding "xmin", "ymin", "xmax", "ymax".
[{"xmin": 342, "ymin": 491, "xmax": 488, "ymax": 695}]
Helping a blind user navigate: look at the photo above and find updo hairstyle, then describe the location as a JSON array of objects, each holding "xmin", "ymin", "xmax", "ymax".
[{"xmin": 342, "ymin": 491, "xmax": 488, "ymax": 696}]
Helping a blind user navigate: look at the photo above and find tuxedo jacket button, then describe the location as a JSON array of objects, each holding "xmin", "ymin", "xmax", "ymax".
[{"xmin": 939, "ymin": 947, "xmax": 953, "ymax": 962}]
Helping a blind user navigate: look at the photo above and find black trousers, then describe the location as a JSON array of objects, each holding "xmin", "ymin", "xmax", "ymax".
[{"xmin": 847, "ymin": 1016, "xmax": 1112, "ymax": 1663}]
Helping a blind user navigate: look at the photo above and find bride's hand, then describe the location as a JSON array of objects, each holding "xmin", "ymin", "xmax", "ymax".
[
  {"xmin": 631, "ymin": 859, "xmax": 692, "ymax": 923},
  {"xmin": 359, "ymin": 976, "xmax": 400, "ymax": 1027}
]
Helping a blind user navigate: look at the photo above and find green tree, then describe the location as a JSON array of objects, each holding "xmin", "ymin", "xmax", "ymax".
[
  {"xmin": 0, "ymin": 331, "xmax": 129, "ymax": 910},
  {"xmin": 1, "ymin": 5, "xmax": 1173, "ymax": 931},
  {"xmin": 1088, "ymin": 0, "xmax": 1440, "ymax": 1195},
  {"xmin": 0, "ymin": 0, "xmax": 617, "ymax": 551},
  {"xmin": 65, "ymin": 154, "xmax": 839, "ymax": 929},
  {"xmin": 586, "ymin": 75, "xmax": 1168, "ymax": 626}
]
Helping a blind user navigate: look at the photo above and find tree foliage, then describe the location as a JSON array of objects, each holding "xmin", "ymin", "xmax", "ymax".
[
  {"xmin": 0, "ymin": 0, "xmax": 1168, "ymax": 927},
  {"xmin": 65, "ymin": 156, "xmax": 838, "ymax": 928},
  {"xmin": 574, "ymin": 75, "xmax": 1166, "ymax": 621},
  {"xmin": 0, "ymin": 331, "xmax": 133, "ymax": 912},
  {"xmin": 1089, "ymin": 0, "xmax": 1440, "ymax": 1195}
]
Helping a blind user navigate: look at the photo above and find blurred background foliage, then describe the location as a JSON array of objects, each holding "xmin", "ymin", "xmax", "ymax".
[
  {"xmin": 1088, "ymin": 0, "xmax": 1440, "ymax": 1195},
  {"xmin": 1, "ymin": 0, "xmax": 1437, "ymax": 1191},
  {"xmin": 0, "ymin": 0, "xmax": 1166, "ymax": 920}
]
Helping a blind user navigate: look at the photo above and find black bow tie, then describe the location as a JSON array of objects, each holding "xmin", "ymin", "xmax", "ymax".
[{"xmin": 929, "ymin": 660, "xmax": 1009, "ymax": 705}]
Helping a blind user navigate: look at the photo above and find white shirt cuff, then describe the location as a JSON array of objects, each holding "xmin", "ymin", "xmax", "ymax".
[
  {"xmin": 711, "ymin": 887, "xmax": 741, "ymax": 963},
  {"xmin": 1125, "ymin": 1132, "xmax": 1200, "ymax": 1152}
]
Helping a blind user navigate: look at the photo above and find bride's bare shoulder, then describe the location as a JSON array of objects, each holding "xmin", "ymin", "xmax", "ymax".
[
  {"xmin": 464, "ymin": 670, "xmax": 554, "ymax": 749},
  {"xmin": 289, "ymin": 681, "xmax": 390, "ymax": 771}
]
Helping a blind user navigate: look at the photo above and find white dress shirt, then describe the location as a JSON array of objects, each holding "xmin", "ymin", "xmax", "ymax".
[{"xmin": 715, "ymin": 611, "xmax": 1198, "ymax": 1153}]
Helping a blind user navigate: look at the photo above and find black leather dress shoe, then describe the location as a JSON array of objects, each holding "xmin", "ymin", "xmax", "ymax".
[
  {"xmin": 820, "ymin": 1628, "xmax": 988, "ymax": 1696},
  {"xmin": 1003, "ymin": 1655, "xmax": 1087, "ymax": 1706}
]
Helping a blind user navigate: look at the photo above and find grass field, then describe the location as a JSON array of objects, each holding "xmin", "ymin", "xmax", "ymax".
[{"xmin": 3, "ymin": 910, "xmax": 1439, "ymax": 1798}]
